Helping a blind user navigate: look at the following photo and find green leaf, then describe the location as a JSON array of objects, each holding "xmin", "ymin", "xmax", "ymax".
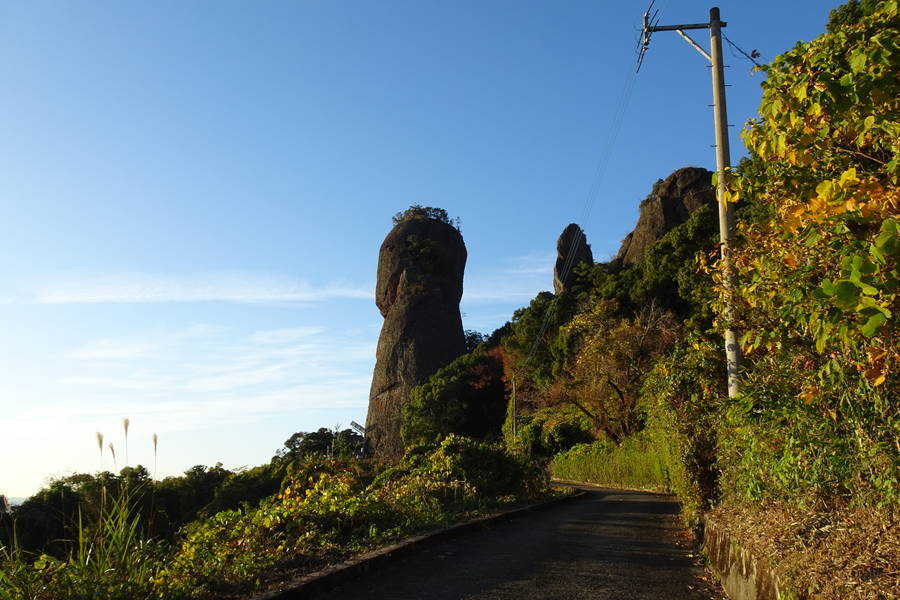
[
  {"xmin": 863, "ymin": 115, "xmax": 875, "ymax": 132},
  {"xmin": 875, "ymin": 222, "xmax": 899, "ymax": 254},
  {"xmin": 815, "ymin": 332, "xmax": 827, "ymax": 353},
  {"xmin": 832, "ymin": 280, "xmax": 860, "ymax": 309},
  {"xmin": 820, "ymin": 278, "xmax": 835, "ymax": 296},
  {"xmin": 859, "ymin": 281, "xmax": 879, "ymax": 295},
  {"xmin": 860, "ymin": 313, "xmax": 886, "ymax": 337},
  {"xmin": 805, "ymin": 230, "xmax": 822, "ymax": 246},
  {"xmin": 849, "ymin": 51, "xmax": 867, "ymax": 73}
]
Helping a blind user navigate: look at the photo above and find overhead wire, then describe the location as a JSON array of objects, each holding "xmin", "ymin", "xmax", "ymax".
[
  {"xmin": 723, "ymin": 32, "xmax": 763, "ymax": 68},
  {"xmin": 511, "ymin": 0, "xmax": 674, "ymax": 387},
  {"xmin": 513, "ymin": 38, "xmax": 644, "ymax": 381}
]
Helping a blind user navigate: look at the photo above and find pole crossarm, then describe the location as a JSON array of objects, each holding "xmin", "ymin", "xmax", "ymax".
[{"xmin": 647, "ymin": 22, "xmax": 715, "ymax": 32}]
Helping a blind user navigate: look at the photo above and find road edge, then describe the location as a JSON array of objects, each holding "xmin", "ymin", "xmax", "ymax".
[{"xmin": 249, "ymin": 490, "xmax": 589, "ymax": 600}]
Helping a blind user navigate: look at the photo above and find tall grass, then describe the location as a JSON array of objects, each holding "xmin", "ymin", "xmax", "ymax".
[
  {"xmin": 550, "ymin": 435, "xmax": 671, "ymax": 492},
  {"xmin": 66, "ymin": 488, "xmax": 160, "ymax": 599},
  {"xmin": 0, "ymin": 524, "xmax": 45, "ymax": 600},
  {"xmin": 0, "ymin": 486, "xmax": 161, "ymax": 600}
]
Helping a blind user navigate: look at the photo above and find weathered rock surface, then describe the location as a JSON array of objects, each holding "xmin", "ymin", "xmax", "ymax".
[
  {"xmin": 366, "ymin": 217, "xmax": 467, "ymax": 459},
  {"xmin": 615, "ymin": 167, "xmax": 715, "ymax": 267},
  {"xmin": 553, "ymin": 223, "xmax": 593, "ymax": 295}
]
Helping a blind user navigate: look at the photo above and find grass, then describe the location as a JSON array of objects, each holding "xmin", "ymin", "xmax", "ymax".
[
  {"xmin": 0, "ymin": 486, "xmax": 161, "ymax": 600},
  {"xmin": 550, "ymin": 435, "xmax": 671, "ymax": 492}
]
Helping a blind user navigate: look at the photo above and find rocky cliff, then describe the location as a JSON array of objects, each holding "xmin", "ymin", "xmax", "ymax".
[
  {"xmin": 615, "ymin": 167, "xmax": 715, "ymax": 267},
  {"xmin": 365, "ymin": 216, "xmax": 467, "ymax": 459},
  {"xmin": 553, "ymin": 223, "xmax": 593, "ymax": 294}
]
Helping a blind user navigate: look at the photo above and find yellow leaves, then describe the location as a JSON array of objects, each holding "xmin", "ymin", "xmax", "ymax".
[
  {"xmin": 861, "ymin": 183, "xmax": 900, "ymax": 218},
  {"xmin": 839, "ymin": 167, "xmax": 859, "ymax": 187},
  {"xmin": 864, "ymin": 366, "xmax": 887, "ymax": 387},
  {"xmin": 782, "ymin": 170, "xmax": 879, "ymax": 231},
  {"xmin": 722, "ymin": 189, "xmax": 741, "ymax": 203},
  {"xmin": 799, "ymin": 386, "xmax": 819, "ymax": 404},
  {"xmin": 783, "ymin": 204, "xmax": 807, "ymax": 234},
  {"xmin": 786, "ymin": 149, "xmax": 814, "ymax": 167},
  {"xmin": 843, "ymin": 198, "xmax": 860, "ymax": 212},
  {"xmin": 863, "ymin": 345, "xmax": 890, "ymax": 387},
  {"xmin": 816, "ymin": 179, "xmax": 835, "ymax": 200},
  {"xmin": 783, "ymin": 253, "xmax": 799, "ymax": 268},
  {"xmin": 808, "ymin": 195, "xmax": 829, "ymax": 215}
]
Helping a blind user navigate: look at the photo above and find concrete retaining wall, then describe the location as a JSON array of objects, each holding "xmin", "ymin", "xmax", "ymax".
[{"xmin": 703, "ymin": 517, "xmax": 791, "ymax": 600}]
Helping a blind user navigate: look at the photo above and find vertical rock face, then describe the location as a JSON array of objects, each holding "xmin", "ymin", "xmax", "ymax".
[
  {"xmin": 615, "ymin": 166, "xmax": 715, "ymax": 267},
  {"xmin": 553, "ymin": 223, "xmax": 594, "ymax": 294},
  {"xmin": 365, "ymin": 217, "xmax": 467, "ymax": 459}
]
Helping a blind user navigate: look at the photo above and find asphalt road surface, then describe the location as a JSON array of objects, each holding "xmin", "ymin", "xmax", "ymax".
[{"xmin": 327, "ymin": 486, "xmax": 726, "ymax": 600}]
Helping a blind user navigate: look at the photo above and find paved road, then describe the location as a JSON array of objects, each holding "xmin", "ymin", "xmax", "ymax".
[{"xmin": 327, "ymin": 487, "xmax": 726, "ymax": 600}]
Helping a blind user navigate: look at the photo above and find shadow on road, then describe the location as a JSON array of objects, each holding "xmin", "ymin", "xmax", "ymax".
[{"xmin": 325, "ymin": 488, "xmax": 725, "ymax": 600}]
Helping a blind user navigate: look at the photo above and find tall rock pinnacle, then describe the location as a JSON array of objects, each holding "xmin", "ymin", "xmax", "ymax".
[
  {"xmin": 615, "ymin": 167, "xmax": 715, "ymax": 267},
  {"xmin": 365, "ymin": 214, "xmax": 467, "ymax": 459},
  {"xmin": 553, "ymin": 223, "xmax": 593, "ymax": 295}
]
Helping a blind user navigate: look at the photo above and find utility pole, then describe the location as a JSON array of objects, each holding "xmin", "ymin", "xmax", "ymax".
[
  {"xmin": 639, "ymin": 6, "xmax": 742, "ymax": 398},
  {"xmin": 511, "ymin": 377, "xmax": 517, "ymax": 440}
]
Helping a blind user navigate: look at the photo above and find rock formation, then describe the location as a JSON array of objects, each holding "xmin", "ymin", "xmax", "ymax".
[
  {"xmin": 615, "ymin": 166, "xmax": 715, "ymax": 267},
  {"xmin": 366, "ymin": 215, "xmax": 467, "ymax": 459},
  {"xmin": 553, "ymin": 223, "xmax": 593, "ymax": 294}
]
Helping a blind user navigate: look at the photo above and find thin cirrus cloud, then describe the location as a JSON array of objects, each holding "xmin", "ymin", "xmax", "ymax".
[
  {"xmin": 33, "ymin": 273, "xmax": 373, "ymax": 305},
  {"xmin": 62, "ymin": 324, "xmax": 375, "ymax": 395},
  {"xmin": 462, "ymin": 251, "xmax": 555, "ymax": 304},
  {"xmin": 31, "ymin": 252, "xmax": 553, "ymax": 307}
]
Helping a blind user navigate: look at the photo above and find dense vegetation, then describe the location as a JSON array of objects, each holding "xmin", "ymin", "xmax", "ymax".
[
  {"xmin": 717, "ymin": 0, "xmax": 898, "ymax": 510},
  {"xmin": 0, "ymin": 435, "xmax": 550, "ymax": 599}
]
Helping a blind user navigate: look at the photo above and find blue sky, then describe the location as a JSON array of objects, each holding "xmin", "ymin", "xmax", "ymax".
[{"xmin": 1, "ymin": 0, "xmax": 835, "ymax": 498}]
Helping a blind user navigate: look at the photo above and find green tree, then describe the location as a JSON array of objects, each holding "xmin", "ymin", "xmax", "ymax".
[
  {"xmin": 827, "ymin": 0, "xmax": 881, "ymax": 31},
  {"xmin": 402, "ymin": 346, "xmax": 507, "ymax": 446},
  {"xmin": 558, "ymin": 300, "xmax": 680, "ymax": 443},
  {"xmin": 392, "ymin": 204, "xmax": 459, "ymax": 229},
  {"xmin": 276, "ymin": 428, "xmax": 365, "ymax": 460}
]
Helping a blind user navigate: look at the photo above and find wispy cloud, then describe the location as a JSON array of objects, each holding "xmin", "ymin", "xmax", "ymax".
[
  {"xmin": 251, "ymin": 326, "xmax": 325, "ymax": 344},
  {"xmin": 34, "ymin": 273, "xmax": 372, "ymax": 305},
  {"xmin": 502, "ymin": 250, "xmax": 556, "ymax": 275},
  {"xmin": 462, "ymin": 251, "xmax": 554, "ymax": 304},
  {"xmin": 58, "ymin": 323, "xmax": 376, "ymax": 420},
  {"xmin": 67, "ymin": 339, "xmax": 157, "ymax": 360}
]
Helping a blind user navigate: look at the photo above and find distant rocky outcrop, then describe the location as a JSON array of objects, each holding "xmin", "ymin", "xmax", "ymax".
[
  {"xmin": 365, "ymin": 215, "xmax": 467, "ymax": 459},
  {"xmin": 553, "ymin": 223, "xmax": 593, "ymax": 294},
  {"xmin": 615, "ymin": 167, "xmax": 715, "ymax": 267}
]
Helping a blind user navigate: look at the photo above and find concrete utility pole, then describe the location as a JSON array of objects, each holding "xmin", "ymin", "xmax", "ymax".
[{"xmin": 639, "ymin": 6, "xmax": 742, "ymax": 398}]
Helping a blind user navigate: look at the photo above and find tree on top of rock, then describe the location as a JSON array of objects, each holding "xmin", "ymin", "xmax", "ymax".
[{"xmin": 392, "ymin": 205, "xmax": 460, "ymax": 230}]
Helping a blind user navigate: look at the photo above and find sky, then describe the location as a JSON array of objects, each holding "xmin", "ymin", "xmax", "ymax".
[{"xmin": 0, "ymin": 0, "xmax": 837, "ymax": 499}]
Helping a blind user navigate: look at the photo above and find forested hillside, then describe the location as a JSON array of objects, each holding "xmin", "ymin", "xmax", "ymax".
[{"xmin": 406, "ymin": 2, "xmax": 898, "ymax": 596}]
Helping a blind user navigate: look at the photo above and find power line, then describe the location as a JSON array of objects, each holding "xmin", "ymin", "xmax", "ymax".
[
  {"xmin": 723, "ymin": 32, "xmax": 762, "ymax": 68},
  {"xmin": 514, "ymin": 61, "xmax": 641, "ymax": 381}
]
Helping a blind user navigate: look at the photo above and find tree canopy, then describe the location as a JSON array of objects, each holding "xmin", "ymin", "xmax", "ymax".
[{"xmin": 392, "ymin": 204, "xmax": 460, "ymax": 230}]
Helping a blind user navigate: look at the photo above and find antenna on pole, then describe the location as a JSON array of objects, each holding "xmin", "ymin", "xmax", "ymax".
[{"xmin": 636, "ymin": 0, "xmax": 659, "ymax": 72}]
